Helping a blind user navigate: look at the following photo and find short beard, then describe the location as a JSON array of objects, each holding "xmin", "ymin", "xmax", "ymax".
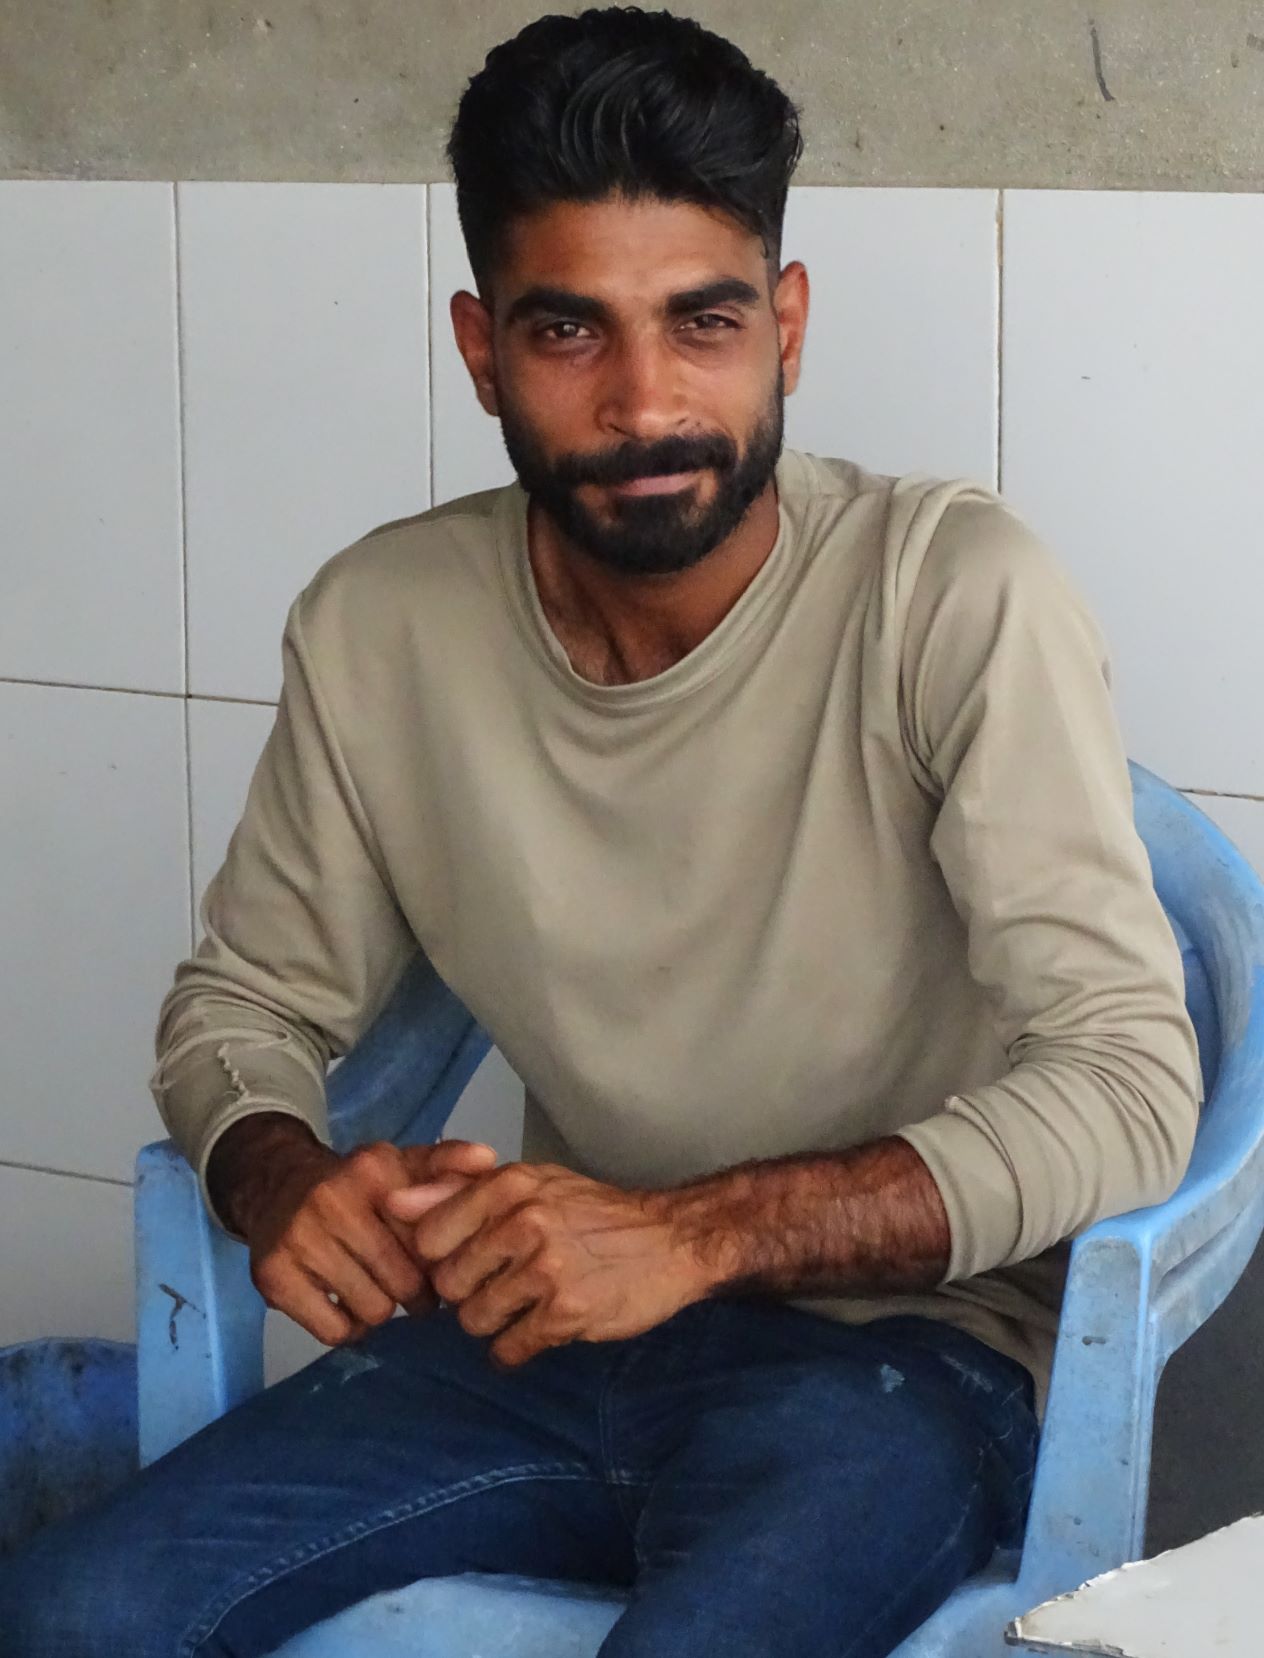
[{"xmin": 497, "ymin": 376, "xmax": 785, "ymax": 577}]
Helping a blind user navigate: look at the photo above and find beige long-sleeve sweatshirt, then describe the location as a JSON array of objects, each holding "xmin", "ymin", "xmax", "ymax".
[{"xmin": 149, "ymin": 449, "xmax": 1201, "ymax": 1410}]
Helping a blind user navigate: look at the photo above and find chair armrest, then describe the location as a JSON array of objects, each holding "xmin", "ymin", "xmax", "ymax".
[
  {"xmin": 1018, "ymin": 1007, "xmax": 1264, "ymax": 1601},
  {"xmin": 134, "ymin": 1139, "xmax": 266, "ymax": 1468}
]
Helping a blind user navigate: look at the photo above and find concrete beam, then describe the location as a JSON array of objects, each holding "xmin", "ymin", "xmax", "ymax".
[{"xmin": 2, "ymin": 1, "xmax": 1263, "ymax": 188}]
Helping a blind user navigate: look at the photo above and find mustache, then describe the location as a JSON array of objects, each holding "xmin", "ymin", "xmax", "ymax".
[{"xmin": 548, "ymin": 432, "xmax": 738, "ymax": 488}]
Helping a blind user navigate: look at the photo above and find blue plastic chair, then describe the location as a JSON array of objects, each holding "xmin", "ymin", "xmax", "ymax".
[{"xmin": 133, "ymin": 763, "xmax": 1264, "ymax": 1657}]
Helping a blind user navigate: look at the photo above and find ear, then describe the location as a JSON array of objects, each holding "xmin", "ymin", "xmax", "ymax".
[
  {"xmin": 450, "ymin": 290, "xmax": 499, "ymax": 417},
  {"xmin": 772, "ymin": 261, "xmax": 809, "ymax": 398}
]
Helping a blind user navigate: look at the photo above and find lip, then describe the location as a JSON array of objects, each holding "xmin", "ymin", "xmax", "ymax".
[{"xmin": 608, "ymin": 470, "xmax": 701, "ymax": 497}]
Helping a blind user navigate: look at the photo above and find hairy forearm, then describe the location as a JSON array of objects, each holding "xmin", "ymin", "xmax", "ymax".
[{"xmin": 661, "ymin": 1136, "xmax": 952, "ymax": 1300}]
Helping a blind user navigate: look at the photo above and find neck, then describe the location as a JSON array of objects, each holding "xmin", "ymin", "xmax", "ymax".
[{"xmin": 526, "ymin": 480, "xmax": 781, "ymax": 686}]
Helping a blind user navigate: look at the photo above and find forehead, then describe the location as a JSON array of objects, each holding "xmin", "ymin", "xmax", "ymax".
[{"xmin": 495, "ymin": 195, "xmax": 769, "ymax": 312}]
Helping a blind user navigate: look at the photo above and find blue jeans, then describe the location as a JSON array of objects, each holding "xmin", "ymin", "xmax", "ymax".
[{"xmin": 0, "ymin": 1298, "xmax": 1038, "ymax": 1658}]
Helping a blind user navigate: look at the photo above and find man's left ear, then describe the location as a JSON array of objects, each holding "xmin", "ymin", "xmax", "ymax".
[
  {"xmin": 450, "ymin": 289, "xmax": 500, "ymax": 417},
  {"xmin": 774, "ymin": 261, "xmax": 809, "ymax": 398}
]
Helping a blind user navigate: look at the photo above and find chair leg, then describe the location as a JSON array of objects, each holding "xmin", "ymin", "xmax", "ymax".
[
  {"xmin": 134, "ymin": 1141, "xmax": 265, "ymax": 1467},
  {"xmin": 1017, "ymin": 1234, "xmax": 1156, "ymax": 1606}
]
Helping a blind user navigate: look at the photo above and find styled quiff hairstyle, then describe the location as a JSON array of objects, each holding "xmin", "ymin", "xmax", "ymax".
[{"xmin": 447, "ymin": 6, "xmax": 804, "ymax": 294}]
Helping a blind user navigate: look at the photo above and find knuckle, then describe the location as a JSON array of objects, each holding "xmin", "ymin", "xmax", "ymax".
[
  {"xmin": 456, "ymin": 1300, "xmax": 489, "ymax": 1337},
  {"xmin": 309, "ymin": 1180, "xmax": 344, "ymax": 1219},
  {"xmin": 496, "ymin": 1165, "xmax": 535, "ymax": 1201},
  {"xmin": 430, "ymin": 1261, "xmax": 460, "ymax": 1302},
  {"xmin": 350, "ymin": 1141, "xmax": 395, "ymax": 1175},
  {"xmin": 535, "ymin": 1248, "xmax": 565, "ymax": 1280},
  {"xmin": 518, "ymin": 1203, "xmax": 550, "ymax": 1236}
]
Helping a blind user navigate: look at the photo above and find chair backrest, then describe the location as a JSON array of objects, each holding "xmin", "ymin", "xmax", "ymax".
[
  {"xmin": 1129, "ymin": 761, "xmax": 1264, "ymax": 1203},
  {"xmin": 324, "ymin": 948, "xmax": 490, "ymax": 1153}
]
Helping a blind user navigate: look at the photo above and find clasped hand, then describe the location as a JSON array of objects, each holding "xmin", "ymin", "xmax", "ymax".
[{"xmin": 385, "ymin": 1161, "xmax": 710, "ymax": 1368}]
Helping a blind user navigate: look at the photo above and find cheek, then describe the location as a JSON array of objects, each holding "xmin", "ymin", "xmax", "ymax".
[{"xmin": 509, "ymin": 357, "xmax": 605, "ymax": 446}]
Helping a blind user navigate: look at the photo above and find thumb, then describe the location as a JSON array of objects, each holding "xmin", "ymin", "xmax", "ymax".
[
  {"xmin": 430, "ymin": 1139, "xmax": 499, "ymax": 1176},
  {"xmin": 399, "ymin": 1140, "xmax": 497, "ymax": 1181},
  {"xmin": 385, "ymin": 1177, "xmax": 466, "ymax": 1222}
]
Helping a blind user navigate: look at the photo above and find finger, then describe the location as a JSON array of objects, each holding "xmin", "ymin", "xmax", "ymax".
[
  {"xmin": 315, "ymin": 1282, "xmax": 370, "ymax": 1345},
  {"xmin": 267, "ymin": 1262, "xmax": 363, "ymax": 1347},
  {"xmin": 413, "ymin": 1168, "xmax": 534, "ymax": 1262},
  {"xmin": 430, "ymin": 1227, "xmax": 521, "ymax": 1304},
  {"xmin": 430, "ymin": 1141, "xmax": 499, "ymax": 1174},
  {"xmin": 341, "ymin": 1207, "xmax": 429, "ymax": 1307},
  {"xmin": 304, "ymin": 1236, "xmax": 397, "ymax": 1329},
  {"xmin": 384, "ymin": 1177, "xmax": 468, "ymax": 1224},
  {"xmin": 489, "ymin": 1304, "xmax": 559, "ymax": 1369},
  {"xmin": 455, "ymin": 1266, "xmax": 540, "ymax": 1339},
  {"xmin": 397, "ymin": 1140, "xmax": 496, "ymax": 1183}
]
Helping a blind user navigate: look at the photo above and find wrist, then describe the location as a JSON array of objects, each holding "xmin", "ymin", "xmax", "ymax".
[
  {"xmin": 206, "ymin": 1111, "xmax": 330, "ymax": 1238},
  {"xmin": 645, "ymin": 1176, "xmax": 748, "ymax": 1304}
]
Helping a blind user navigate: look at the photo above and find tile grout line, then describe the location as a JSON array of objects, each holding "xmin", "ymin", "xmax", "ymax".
[
  {"xmin": 994, "ymin": 189, "xmax": 1005, "ymax": 495},
  {"xmin": 174, "ymin": 180, "xmax": 197, "ymax": 949},
  {"xmin": 1182, "ymin": 787, "xmax": 1264, "ymax": 804},
  {"xmin": 0, "ymin": 674, "xmax": 276, "ymax": 708},
  {"xmin": 0, "ymin": 1158, "xmax": 133, "ymax": 1190},
  {"xmin": 425, "ymin": 184, "xmax": 436, "ymax": 509}
]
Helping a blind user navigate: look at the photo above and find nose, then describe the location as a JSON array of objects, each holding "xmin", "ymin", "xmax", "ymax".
[{"xmin": 596, "ymin": 333, "xmax": 689, "ymax": 446}]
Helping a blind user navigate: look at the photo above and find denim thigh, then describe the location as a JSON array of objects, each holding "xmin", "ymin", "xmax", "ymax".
[
  {"xmin": 597, "ymin": 1300, "xmax": 1039, "ymax": 1658},
  {"xmin": 0, "ymin": 1309, "xmax": 633, "ymax": 1658}
]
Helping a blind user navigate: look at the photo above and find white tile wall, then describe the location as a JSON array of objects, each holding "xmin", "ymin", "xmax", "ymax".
[
  {"xmin": 428, "ymin": 183, "xmax": 515, "ymax": 504},
  {"xmin": 0, "ymin": 681, "xmax": 189, "ymax": 1183},
  {"xmin": 782, "ymin": 188, "xmax": 999, "ymax": 485},
  {"xmin": 1002, "ymin": 191, "xmax": 1264, "ymax": 797},
  {"xmin": 0, "ymin": 1165, "xmax": 135, "ymax": 1345},
  {"xmin": 180, "ymin": 183, "xmax": 432, "ymax": 703},
  {"xmin": 188, "ymin": 695, "xmax": 278, "ymax": 919},
  {"xmin": 3, "ymin": 178, "xmax": 1261, "ymax": 1353},
  {"xmin": 0, "ymin": 181, "xmax": 182, "ymax": 694}
]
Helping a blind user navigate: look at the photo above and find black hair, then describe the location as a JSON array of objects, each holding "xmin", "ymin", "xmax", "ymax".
[{"xmin": 447, "ymin": 6, "xmax": 803, "ymax": 293}]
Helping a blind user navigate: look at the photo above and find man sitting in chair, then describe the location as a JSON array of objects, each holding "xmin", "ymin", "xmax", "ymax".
[{"xmin": 3, "ymin": 9, "xmax": 1199, "ymax": 1656}]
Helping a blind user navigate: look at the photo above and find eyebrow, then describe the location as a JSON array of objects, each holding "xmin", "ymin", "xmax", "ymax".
[{"xmin": 504, "ymin": 277, "xmax": 763, "ymax": 329}]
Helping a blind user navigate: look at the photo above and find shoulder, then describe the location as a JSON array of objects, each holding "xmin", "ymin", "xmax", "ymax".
[
  {"xmin": 290, "ymin": 484, "xmax": 513, "ymax": 646},
  {"xmin": 897, "ymin": 479, "xmax": 1097, "ymax": 646}
]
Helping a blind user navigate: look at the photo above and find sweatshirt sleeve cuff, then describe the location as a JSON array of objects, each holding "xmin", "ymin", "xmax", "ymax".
[
  {"xmin": 895, "ymin": 1102, "xmax": 1025, "ymax": 1282},
  {"xmin": 149, "ymin": 1038, "xmax": 331, "ymax": 1239}
]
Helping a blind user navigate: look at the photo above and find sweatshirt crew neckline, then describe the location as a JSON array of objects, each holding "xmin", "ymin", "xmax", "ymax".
[{"xmin": 493, "ymin": 449, "xmax": 806, "ymax": 715}]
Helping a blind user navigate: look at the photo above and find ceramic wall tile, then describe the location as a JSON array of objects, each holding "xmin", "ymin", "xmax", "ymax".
[
  {"xmin": 428, "ymin": 183, "xmax": 514, "ymax": 505},
  {"xmin": 1002, "ymin": 190, "xmax": 1264, "ymax": 794},
  {"xmin": 783, "ymin": 187, "xmax": 999, "ymax": 486},
  {"xmin": 0, "ymin": 1165, "xmax": 135, "ymax": 1347},
  {"xmin": 0, "ymin": 681, "xmax": 189, "ymax": 1181},
  {"xmin": 180, "ymin": 183, "xmax": 430, "ymax": 702},
  {"xmin": 0, "ymin": 182, "xmax": 182, "ymax": 693},
  {"xmin": 188, "ymin": 696, "xmax": 277, "ymax": 917}
]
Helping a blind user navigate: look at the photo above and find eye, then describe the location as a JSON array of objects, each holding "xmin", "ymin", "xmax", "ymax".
[
  {"xmin": 682, "ymin": 312, "xmax": 739, "ymax": 332},
  {"xmin": 540, "ymin": 320, "xmax": 590, "ymax": 342}
]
